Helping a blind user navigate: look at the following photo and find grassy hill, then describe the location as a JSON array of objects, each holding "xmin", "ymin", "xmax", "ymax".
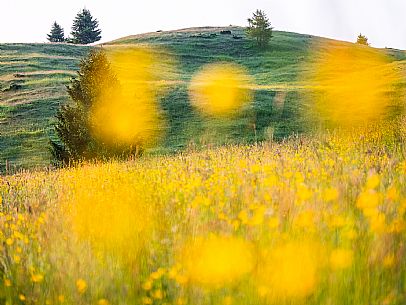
[{"xmin": 1, "ymin": 26, "xmax": 406, "ymax": 172}]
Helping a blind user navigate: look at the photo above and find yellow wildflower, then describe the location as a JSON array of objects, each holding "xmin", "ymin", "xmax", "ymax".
[
  {"xmin": 366, "ymin": 174, "xmax": 380, "ymax": 189},
  {"xmin": 4, "ymin": 278, "xmax": 11, "ymax": 287},
  {"xmin": 182, "ymin": 235, "xmax": 254, "ymax": 286},
  {"xmin": 142, "ymin": 280, "xmax": 153, "ymax": 291},
  {"xmin": 259, "ymin": 241, "xmax": 322, "ymax": 299},
  {"xmin": 330, "ymin": 249, "xmax": 354, "ymax": 270},
  {"xmin": 142, "ymin": 296, "xmax": 153, "ymax": 305},
  {"xmin": 152, "ymin": 289, "xmax": 163, "ymax": 300},
  {"xmin": 98, "ymin": 299, "xmax": 110, "ymax": 305},
  {"xmin": 31, "ymin": 273, "xmax": 44, "ymax": 283},
  {"xmin": 76, "ymin": 278, "xmax": 87, "ymax": 294}
]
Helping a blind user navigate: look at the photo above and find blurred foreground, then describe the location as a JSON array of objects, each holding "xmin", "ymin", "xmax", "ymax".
[{"xmin": 1, "ymin": 124, "xmax": 406, "ymax": 304}]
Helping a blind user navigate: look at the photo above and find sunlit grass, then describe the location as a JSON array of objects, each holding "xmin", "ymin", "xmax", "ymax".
[{"xmin": 1, "ymin": 123, "xmax": 406, "ymax": 304}]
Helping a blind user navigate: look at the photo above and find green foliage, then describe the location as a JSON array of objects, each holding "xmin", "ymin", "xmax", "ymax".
[
  {"xmin": 70, "ymin": 9, "xmax": 102, "ymax": 44},
  {"xmin": 2, "ymin": 28, "xmax": 406, "ymax": 171},
  {"xmin": 47, "ymin": 22, "xmax": 65, "ymax": 43},
  {"xmin": 50, "ymin": 50, "xmax": 137, "ymax": 164},
  {"xmin": 357, "ymin": 34, "xmax": 369, "ymax": 46},
  {"xmin": 246, "ymin": 10, "xmax": 273, "ymax": 48}
]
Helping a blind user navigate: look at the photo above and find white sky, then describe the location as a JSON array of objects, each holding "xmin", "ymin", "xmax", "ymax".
[{"xmin": 1, "ymin": 0, "xmax": 405, "ymax": 49}]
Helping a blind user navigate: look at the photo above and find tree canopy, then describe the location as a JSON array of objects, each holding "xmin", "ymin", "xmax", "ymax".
[
  {"xmin": 246, "ymin": 10, "xmax": 273, "ymax": 48},
  {"xmin": 50, "ymin": 50, "xmax": 140, "ymax": 164},
  {"xmin": 70, "ymin": 9, "xmax": 102, "ymax": 44},
  {"xmin": 47, "ymin": 22, "xmax": 65, "ymax": 43},
  {"xmin": 356, "ymin": 34, "xmax": 369, "ymax": 46}
]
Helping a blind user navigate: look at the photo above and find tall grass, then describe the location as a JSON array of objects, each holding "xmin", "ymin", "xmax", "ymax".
[{"xmin": 0, "ymin": 125, "xmax": 405, "ymax": 304}]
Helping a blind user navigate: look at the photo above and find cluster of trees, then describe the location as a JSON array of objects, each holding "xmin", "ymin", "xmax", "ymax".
[
  {"xmin": 246, "ymin": 10, "xmax": 370, "ymax": 49},
  {"xmin": 47, "ymin": 9, "xmax": 101, "ymax": 44}
]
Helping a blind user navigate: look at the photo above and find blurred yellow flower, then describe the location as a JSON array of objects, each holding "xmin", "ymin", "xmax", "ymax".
[
  {"xmin": 4, "ymin": 278, "xmax": 11, "ymax": 287},
  {"xmin": 357, "ymin": 190, "xmax": 380, "ymax": 210},
  {"xmin": 259, "ymin": 241, "xmax": 322, "ymax": 299},
  {"xmin": 142, "ymin": 296, "xmax": 153, "ymax": 305},
  {"xmin": 369, "ymin": 213, "xmax": 386, "ymax": 234},
  {"xmin": 223, "ymin": 296, "xmax": 233, "ymax": 305},
  {"xmin": 152, "ymin": 289, "xmax": 163, "ymax": 300},
  {"xmin": 323, "ymin": 187, "xmax": 339, "ymax": 202},
  {"xmin": 76, "ymin": 278, "xmax": 87, "ymax": 294},
  {"xmin": 303, "ymin": 42, "xmax": 403, "ymax": 127},
  {"xmin": 383, "ymin": 254, "xmax": 395, "ymax": 268},
  {"xmin": 366, "ymin": 174, "xmax": 380, "ymax": 189},
  {"xmin": 13, "ymin": 255, "xmax": 21, "ymax": 264},
  {"xmin": 31, "ymin": 273, "xmax": 44, "ymax": 283},
  {"xmin": 386, "ymin": 186, "xmax": 399, "ymax": 201},
  {"xmin": 330, "ymin": 248, "xmax": 354, "ymax": 270},
  {"xmin": 182, "ymin": 235, "xmax": 254, "ymax": 286},
  {"xmin": 189, "ymin": 62, "xmax": 253, "ymax": 116},
  {"xmin": 142, "ymin": 280, "xmax": 153, "ymax": 290},
  {"xmin": 268, "ymin": 216, "xmax": 279, "ymax": 229}
]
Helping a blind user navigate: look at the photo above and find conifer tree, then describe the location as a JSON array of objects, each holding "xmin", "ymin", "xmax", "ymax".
[
  {"xmin": 50, "ymin": 50, "xmax": 138, "ymax": 164},
  {"xmin": 70, "ymin": 9, "xmax": 102, "ymax": 44},
  {"xmin": 356, "ymin": 34, "xmax": 369, "ymax": 46},
  {"xmin": 247, "ymin": 10, "xmax": 273, "ymax": 48},
  {"xmin": 47, "ymin": 22, "xmax": 65, "ymax": 43}
]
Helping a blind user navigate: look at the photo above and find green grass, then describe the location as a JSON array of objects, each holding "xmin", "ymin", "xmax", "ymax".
[{"xmin": 1, "ymin": 26, "xmax": 406, "ymax": 172}]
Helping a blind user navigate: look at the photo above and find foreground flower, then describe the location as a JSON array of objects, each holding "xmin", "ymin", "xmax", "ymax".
[
  {"xmin": 182, "ymin": 235, "xmax": 254, "ymax": 286},
  {"xmin": 258, "ymin": 241, "xmax": 322, "ymax": 299},
  {"xmin": 76, "ymin": 278, "xmax": 87, "ymax": 294}
]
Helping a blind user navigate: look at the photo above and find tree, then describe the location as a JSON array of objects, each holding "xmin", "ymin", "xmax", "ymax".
[
  {"xmin": 70, "ymin": 9, "xmax": 102, "ymax": 44},
  {"xmin": 50, "ymin": 50, "xmax": 138, "ymax": 164},
  {"xmin": 356, "ymin": 34, "xmax": 369, "ymax": 46},
  {"xmin": 246, "ymin": 10, "xmax": 273, "ymax": 48},
  {"xmin": 47, "ymin": 22, "xmax": 65, "ymax": 42}
]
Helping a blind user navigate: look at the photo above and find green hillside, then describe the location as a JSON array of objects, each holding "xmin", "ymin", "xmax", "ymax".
[{"xmin": 1, "ymin": 26, "xmax": 405, "ymax": 172}]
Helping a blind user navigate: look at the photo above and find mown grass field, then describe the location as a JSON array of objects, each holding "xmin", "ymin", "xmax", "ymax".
[
  {"xmin": 1, "ymin": 125, "xmax": 406, "ymax": 305},
  {"xmin": 2, "ymin": 26, "xmax": 405, "ymax": 171}
]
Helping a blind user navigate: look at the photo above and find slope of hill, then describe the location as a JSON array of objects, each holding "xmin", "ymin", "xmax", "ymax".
[
  {"xmin": 0, "ymin": 43, "xmax": 90, "ymax": 171},
  {"xmin": 1, "ymin": 26, "xmax": 405, "ymax": 172}
]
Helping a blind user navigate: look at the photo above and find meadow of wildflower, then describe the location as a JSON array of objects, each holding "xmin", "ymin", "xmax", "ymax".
[
  {"xmin": 2, "ymin": 20, "xmax": 406, "ymax": 305},
  {"xmin": 1, "ymin": 123, "xmax": 406, "ymax": 305}
]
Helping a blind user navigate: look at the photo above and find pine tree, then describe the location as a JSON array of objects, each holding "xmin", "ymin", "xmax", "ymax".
[
  {"xmin": 247, "ymin": 10, "xmax": 273, "ymax": 48},
  {"xmin": 357, "ymin": 34, "xmax": 369, "ymax": 46},
  {"xmin": 47, "ymin": 22, "xmax": 65, "ymax": 43},
  {"xmin": 70, "ymin": 9, "xmax": 102, "ymax": 44},
  {"xmin": 50, "ymin": 50, "xmax": 138, "ymax": 164}
]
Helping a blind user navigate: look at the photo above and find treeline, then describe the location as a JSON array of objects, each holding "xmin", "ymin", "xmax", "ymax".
[{"xmin": 47, "ymin": 9, "xmax": 101, "ymax": 45}]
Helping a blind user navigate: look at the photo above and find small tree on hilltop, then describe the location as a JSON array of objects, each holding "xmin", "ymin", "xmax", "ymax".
[
  {"xmin": 50, "ymin": 49, "xmax": 137, "ymax": 164},
  {"xmin": 70, "ymin": 9, "xmax": 102, "ymax": 44},
  {"xmin": 47, "ymin": 22, "xmax": 65, "ymax": 42},
  {"xmin": 247, "ymin": 10, "xmax": 273, "ymax": 48},
  {"xmin": 357, "ymin": 34, "xmax": 369, "ymax": 46}
]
